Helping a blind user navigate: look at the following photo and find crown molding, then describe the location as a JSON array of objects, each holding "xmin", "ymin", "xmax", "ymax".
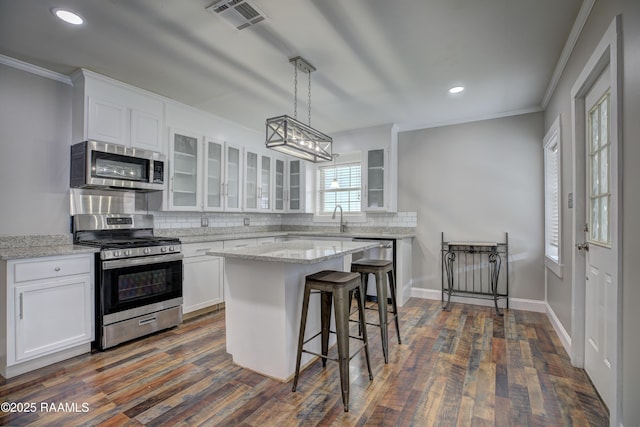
[
  {"xmin": 0, "ymin": 54, "xmax": 72, "ymax": 86},
  {"xmin": 541, "ymin": 0, "xmax": 596, "ymax": 108},
  {"xmin": 398, "ymin": 106, "xmax": 543, "ymax": 133}
]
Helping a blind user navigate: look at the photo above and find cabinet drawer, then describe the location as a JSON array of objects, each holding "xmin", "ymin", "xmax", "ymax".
[
  {"xmin": 13, "ymin": 256, "xmax": 92, "ymax": 283},
  {"xmin": 182, "ymin": 241, "xmax": 223, "ymax": 258},
  {"xmin": 256, "ymin": 237, "xmax": 275, "ymax": 245},
  {"xmin": 223, "ymin": 239, "xmax": 258, "ymax": 249}
]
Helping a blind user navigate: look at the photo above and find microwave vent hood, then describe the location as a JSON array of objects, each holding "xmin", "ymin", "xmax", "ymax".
[{"xmin": 70, "ymin": 140, "xmax": 166, "ymax": 192}]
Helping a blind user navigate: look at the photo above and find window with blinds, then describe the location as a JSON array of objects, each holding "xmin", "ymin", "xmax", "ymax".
[
  {"xmin": 544, "ymin": 117, "xmax": 562, "ymax": 266},
  {"xmin": 319, "ymin": 163, "xmax": 361, "ymax": 213}
]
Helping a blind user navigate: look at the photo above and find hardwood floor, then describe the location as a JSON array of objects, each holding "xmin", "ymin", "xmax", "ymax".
[{"xmin": 0, "ymin": 298, "xmax": 608, "ymax": 426}]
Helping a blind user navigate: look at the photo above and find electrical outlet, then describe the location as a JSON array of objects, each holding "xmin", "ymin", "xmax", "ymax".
[
  {"xmin": 201, "ymin": 217, "xmax": 209, "ymax": 227},
  {"xmin": 244, "ymin": 217, "xmax": 250, "ymax": 226}
]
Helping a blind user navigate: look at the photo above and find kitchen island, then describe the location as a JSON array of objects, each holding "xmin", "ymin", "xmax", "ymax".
[{"xmin": 207, "ymin": 239, "xmax": 378, "ymax": 381}]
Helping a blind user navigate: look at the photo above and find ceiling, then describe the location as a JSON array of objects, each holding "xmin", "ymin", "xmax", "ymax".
[{"xmin": 0, "ymin": 0, "xmax": 583, "ymax": 134}]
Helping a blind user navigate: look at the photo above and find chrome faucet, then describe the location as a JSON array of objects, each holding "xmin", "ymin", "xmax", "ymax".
[{"xmin": 332, "ymin": 204, "xmax": 347, "ymax": 232}]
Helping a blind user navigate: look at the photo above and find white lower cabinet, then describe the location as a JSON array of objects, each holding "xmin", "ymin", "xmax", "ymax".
[
  {"xmin": 1, "ymin": 253, "xmax": 94, "ymax": 378},
  {"xmin": 182, "ymin": 242, "xmax": 224, "ymax": 314},
  {"xmin": 15, "ymin": 276, "xmax": 92, "ymax": 362}
]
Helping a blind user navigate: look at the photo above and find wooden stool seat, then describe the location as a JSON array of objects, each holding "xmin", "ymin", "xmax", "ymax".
[
  {"xmin": 292, "ymin": 270, "xmax": 373, "ymax": 412},
  {"xmin": 351, "ymin": 259, "xmax": 401, "ymax": 364},
  {"xmin": 306, "ymin": 270, "xmax": 361, "ymax": 284},
  {"xmin": 351, "ymin": 259, "xmax": 393, "ymax": 269}
]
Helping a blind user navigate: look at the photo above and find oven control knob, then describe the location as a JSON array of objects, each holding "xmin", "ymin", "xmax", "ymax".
[
  {"xmin": 161, "ymin": 247, "xmax": 167, "ymax": 253},
  {"xmin": 113, "ymin": 251, "xmax": 121, "ymax": 258},
  {"xmin": 143, "ymin": 248, "xmax": 151, "ymax": 255},
  {"xmin": 169, "ymin": 246, "xmax": 175, "ymax": 252},
  {"xmin": 124, "ymin": 250, "xmax": 132, "ymax": 256}
]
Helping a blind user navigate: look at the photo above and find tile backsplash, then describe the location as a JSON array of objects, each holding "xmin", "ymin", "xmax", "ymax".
[{"xmin": 152, "ymin": 211, "xmax": 417, "ymax": 230}]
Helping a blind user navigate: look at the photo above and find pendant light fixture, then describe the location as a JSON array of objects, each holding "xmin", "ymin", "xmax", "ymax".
[
  {"xmin": 330, "ymin": 154, "xmax": 340, "ymax": 189},
  {"xmin": 266, "ymin": 56, "xmax": 332, "ymax": 163}
]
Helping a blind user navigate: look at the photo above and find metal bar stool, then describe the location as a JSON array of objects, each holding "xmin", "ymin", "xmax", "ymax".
[
  {"xmin": 292, "ymin": 270, "xmax": 373, "ymax": 412},
  {"xmin": 350, "ymin": 259, "xmax": 401, "ymax": 363}
]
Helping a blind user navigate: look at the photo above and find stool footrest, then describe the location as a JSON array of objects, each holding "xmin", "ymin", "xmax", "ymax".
[{"xmin": 302, "ymin": 341, "xmax": 369, "ymax": 362}]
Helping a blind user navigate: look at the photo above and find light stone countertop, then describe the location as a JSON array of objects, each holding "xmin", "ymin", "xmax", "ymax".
[
  {"xmin": 176, "ymin": 230, "xmax": 415, "ymax": 244},
  {"xmin": 206, "ymin": 239, "xmax": 380, "ymax": 264},
  {"xmin": 176, "ymin": 231, "xmax": 288, "ymax": 244},
  {"xmin": 0, "ymin": 228, "xmax": 415, "ymax": 261},
  {"xmin": 0, "ymin": 244, "xmax": 100, "ymax": 261}
]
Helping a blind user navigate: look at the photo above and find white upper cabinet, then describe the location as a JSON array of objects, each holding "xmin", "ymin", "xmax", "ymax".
[
  {"xmin": 274, "ymin": 158, "xmax": 286, "ymax": 212},
  {"xmin": 272, "ymin": 158, "xmax": 309, "ymax": 213},
  {"xmin": 71, "ymin": 69, "xmax": 164, "ymax": 152},
  {"xmin": 362, "ymin": 148, "xmax": 387, "ymax": 211},
  {"xmin": 130, "ymin": 109, "xmax": 162, "ymax": 152},
  {"xmin": 168, "ymin": 128, "xmax": 201, "ymax": 211},
  {"xmin": 167, "ymin": 130, "xmax": 244, "ymax": 212},
  {"xmin": 260, "ymin": 154, "xmax": 272, "ymax": 211},
  {"xmin": 362, "ymin": 145, "xmax": 398, "ymax": 212},
  {"xmin": 244, "ymin": 150, "xmax": 259, "ymax": 211},
  {"xmin": 287, "ymin": 159, "xmax": 306, "ymax": 212},
  {"xmin": 204, "ymin": 139, "xmax": 224, "ymax": 211},
  {"xmin": 244, "ymin": 150, "xmax": 272, "ymax": 212},
  {"xmin": 223, "ymin": 143, "xmax": 243, "ymax": 212},
  {"xmin": 331, "ymin": 124, "xmax": 398, "ymax": 212}
]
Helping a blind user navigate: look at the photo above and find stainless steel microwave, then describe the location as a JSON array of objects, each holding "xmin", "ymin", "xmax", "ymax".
[{"xmin": 70, "ymin": 140, "xmax": 165, "ymax": 191}]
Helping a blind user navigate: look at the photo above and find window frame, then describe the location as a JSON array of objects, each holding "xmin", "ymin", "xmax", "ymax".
[
  {"xmin": 543, "ymin": 115, "xmax": 563, "ymax": 277},
  {"xmin": 587, "ymin": 91, "xmax": 612, "ymax": 247},
  {"xmin": 314, "ymin": 156, "xmax": 366, "ymax": 221}
]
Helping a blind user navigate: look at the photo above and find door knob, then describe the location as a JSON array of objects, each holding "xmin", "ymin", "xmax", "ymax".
[{"xmin": 576, "ymin": 242, "xmax": 590, "ymax": 251}]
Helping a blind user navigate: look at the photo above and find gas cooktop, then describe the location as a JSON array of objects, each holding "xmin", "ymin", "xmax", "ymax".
[{"xmin": 72, "ymin": 214, "xmax": 181, "ymax": 260}]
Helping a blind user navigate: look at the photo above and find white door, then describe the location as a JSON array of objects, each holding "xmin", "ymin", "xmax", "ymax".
[{"xmin": 581, "ymin": 65, "xmax": 616, "ymax": 410}]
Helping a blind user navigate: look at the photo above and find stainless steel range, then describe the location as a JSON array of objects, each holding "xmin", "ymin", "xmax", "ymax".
[{"xmin": 73, "ymin": 213, "xmax": 183, "ymax": 350}]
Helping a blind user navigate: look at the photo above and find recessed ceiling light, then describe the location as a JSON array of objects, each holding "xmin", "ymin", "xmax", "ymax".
[
  {"xmin": 53, "ymin": 8, "xmax": 84, "ymax": 25},
  {"xmin": 449, "ymin": 86, "xmax": 465, "ymax": 94}
]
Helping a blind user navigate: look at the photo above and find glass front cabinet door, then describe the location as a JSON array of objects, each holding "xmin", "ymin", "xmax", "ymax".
[
  {"xmin": 244, "ymin": 150, "xmax": 258, "ymax": 210},
  {"xmin": 363, "ymin": 148, "xmax": 386, "ymax": 211},
  {"xmin": 274, "ymin": 158, "xmax": 285, "ymax": 212},
  {"xmin": 224, "ymin": 144, "xmax": 242, "ymax": 212},
  {"xmin": 259, "ymin": 154, "xmax": 271, "ymax": 210},
  {"xmin": 168, "ymin": 131, "xmax": 244, "ymax": 212},
  {"xmin": 287, "ymin": 159, "xmax": 306, "ymax": 212},
  {"xmin": 169, "ymin": 129, "xmax": 201, "ymax": 211},
  {"xmin": 244, "ymin": 150, "xmax": 272, "ymax": 212},
  {"xmin": 204, "ymin": 139, "xmax": 223, "ymax": 211}
]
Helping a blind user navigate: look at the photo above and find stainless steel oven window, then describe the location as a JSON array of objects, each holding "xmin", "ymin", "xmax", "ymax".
[
  {"xmin": 100, "ymin": 257, "xmax": 183, "ymax": 315},
  {"xmin": 117, "ymin": 269, "xmax": 168, "ymax": 301}
]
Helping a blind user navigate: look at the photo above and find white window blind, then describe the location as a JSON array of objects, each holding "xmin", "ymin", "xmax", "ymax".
[
  {"xmin": 546, "ymin": 143, "xmax": 560, "ymax": 255},
  {"xmin": 543, "ymin": 116, "xmax": 562, "ymax": 266},
  {"xmin": 319, "ymin": 163, "xmax": 361, "ymax": 213}
]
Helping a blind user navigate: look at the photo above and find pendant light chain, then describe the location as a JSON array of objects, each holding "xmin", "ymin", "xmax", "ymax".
[
  {"xmin": 293, "ymin": 62, "xmax": 298, "ymax": 120},
  {"xmin": 308, "ymin": 71, "xmax": 312, "ymax": 126}
]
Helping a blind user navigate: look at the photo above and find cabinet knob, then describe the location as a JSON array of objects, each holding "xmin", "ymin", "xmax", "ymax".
[{"xmin": 54, "ymin": 267, "xmax": 61, "ymax": 272}]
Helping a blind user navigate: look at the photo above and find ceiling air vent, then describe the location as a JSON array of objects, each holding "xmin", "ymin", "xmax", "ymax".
[{"xmin": 206, "ymin": 0, "xmax": 266, "ymax": 31}]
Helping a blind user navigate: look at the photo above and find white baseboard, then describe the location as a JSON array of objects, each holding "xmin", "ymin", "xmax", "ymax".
[
  {"xmin": 545, "ymin": 301, "xmax": 572, "ymax": 356},
  {"xmin": 411, "ymin": 288, "xmax": 546, "ymax": 313},
  {"xmin": 1, "ymin": 343, "xmax": 90, "ymax": 379}
]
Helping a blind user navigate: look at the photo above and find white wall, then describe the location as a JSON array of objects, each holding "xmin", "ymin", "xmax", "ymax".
[
  {"xmin": 543, "ymin": 1, "xmax": 640, "ymax": 424},
  {"xmin": 0, "ymin": 63, "xmax": 72, "ymax": 235},
  {"xmin": 397, "ymin": 112, "xmax": 545, "ymax": 301}
]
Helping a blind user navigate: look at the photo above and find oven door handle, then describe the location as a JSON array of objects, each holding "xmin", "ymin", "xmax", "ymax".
[{"xmin": 102, "ymin": 253, "xmax": 183, "ymax": 270}]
